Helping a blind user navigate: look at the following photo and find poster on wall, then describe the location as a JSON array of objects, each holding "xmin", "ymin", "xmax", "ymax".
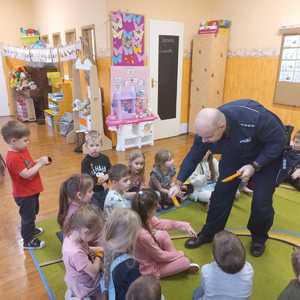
[
  {"xmin": 111, "ymin": 11, "xmax": 145, "ymax": 66},
  {"xmin": 110, "ymin": 66, "xmax": 150, "ymax": 121}
]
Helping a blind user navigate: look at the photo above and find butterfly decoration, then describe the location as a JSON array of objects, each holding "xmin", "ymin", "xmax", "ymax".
[
  {"xmin": 123, "ymin": 31, "xmax": 133, "ymax": 40},
  {"xmin": 111, "ymin": 11, "xmax": 144, "ymax": 65},
  {"xmin": 112, "ymin": 27, "xmax": 123, "ymax": 40},
  {"xmin": 135, "ymin": 52, "xmax": 144, "ymax": 62},
  {"xmin": 112, "ymin": 54, "xmax": 122, "ymax": 65},
  {"xmin": 123, "ymin": 46, "xmax": 133, "ymax": 55},
  {"xmin": 113, "ymin": 47, "xmax": 123, "ymax": 56},
  {"xmin": 133, "ymin": 15, "xmax": 142, "ymax": 25},
  {"xmin": 111, "ymin": 13, "xmax": 123, "ymax": 29},
  {"xmin": 123, "ymin": 13, "xmax": 134, "ymax": 23}
]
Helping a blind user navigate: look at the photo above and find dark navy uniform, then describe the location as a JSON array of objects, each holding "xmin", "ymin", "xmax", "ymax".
[{"xmin": 178, "ymin": 99, "xmax": 286, "ymax": 243}]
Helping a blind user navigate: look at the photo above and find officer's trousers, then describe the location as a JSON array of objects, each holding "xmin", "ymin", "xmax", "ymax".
[{"xmin": 200, "ymin": 155, "xmax": 282, "ymax": 243}]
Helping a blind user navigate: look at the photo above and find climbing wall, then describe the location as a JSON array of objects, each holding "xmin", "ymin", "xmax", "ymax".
[{"xmin": 189, "ymin": 28, "xmax": 230, "ymax": 133}]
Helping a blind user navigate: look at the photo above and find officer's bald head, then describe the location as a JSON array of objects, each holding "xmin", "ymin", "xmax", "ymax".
[{"xmin": 195, "ymin": 108, "xmax": 226, "ymax": 143}]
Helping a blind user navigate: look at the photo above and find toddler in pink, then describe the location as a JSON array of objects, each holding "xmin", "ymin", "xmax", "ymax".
[
  {"xmin": 132, "ymin": 189, "xmax": 200, "ymax": 278},
  {"xmin": 63, "ymin": 204, "xmax": 104, "ymax": 300}
]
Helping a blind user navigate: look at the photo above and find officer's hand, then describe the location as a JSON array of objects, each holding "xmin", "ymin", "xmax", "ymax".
[
  {"xmin": 291, "ymin": 168, "xmax": 300, "ymax": 180},
  {"xmin": 169, "ymin": 184, "xmax": 181, "ymax": 198},
  {"xmin": 238, "ymin": 164, "xmax": 255, "ymax": 183}
]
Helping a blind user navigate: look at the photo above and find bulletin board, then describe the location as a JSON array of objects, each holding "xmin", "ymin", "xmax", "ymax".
[
  {"xmin": 111, "ymin": 11, "xmax": 145, "ymax": 66},
  {"xmin": 274, "ymin": 33, "xmax": 300, "ymax": 107},
  {"xmin": 110, "ymin": 66, "xmax": 149, "ymax": 100}
]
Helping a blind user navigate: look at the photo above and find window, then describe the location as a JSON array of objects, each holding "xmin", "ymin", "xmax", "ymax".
[
  {"xmin": 52, "ymin": 33, "xmax": 63, "ymax": 74},
  {"xmin": 274, "ymin": 28, "xmax": 300, "ymax": 107},
  {"xmin": 52, "ymin": 32, "xmax": 61, "ymax": 47},
  {"xmin": 65, "ymin": 29, "xmax": 76, "ymax": 45},
  {"xmin": 41, "ymin": 35, "xmax": 49, "ymax": 44},
  {"xmin": 81, "ymin": 25, "xmax": 97, "ymax": 62},
  {"xmin": 65, "ymin": 29, "xmax": 77, "ymax": 79}
]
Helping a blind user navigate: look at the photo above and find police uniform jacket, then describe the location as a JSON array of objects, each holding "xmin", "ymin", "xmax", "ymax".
[{"xmin": 177, "ymin": 99, "xmax": 286, "ymax": 183}]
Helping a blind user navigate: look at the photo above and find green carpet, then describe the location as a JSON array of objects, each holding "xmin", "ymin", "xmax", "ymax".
[{"xmin": 32, "ymin": 187, "xmax": 300, "ymax": 300}]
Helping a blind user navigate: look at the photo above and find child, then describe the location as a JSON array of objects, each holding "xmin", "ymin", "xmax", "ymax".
[
  {"xmin": 286, "ymin": 130, "xmax": 300, "ymax": 191},
  {"xmin": 188, "ymin": 151, "xmax": 250, "ymax": 203},
  {"xmin": 132, "ymin": 189, "xmax": 200, "ymax": 278},
  {"xmin": 276, "ymin": 130, "xmax": 300, "ymax": 190},
  {"xmin": 125, "ymin": 150, "xmax": 146, "ymax": 200},
  {"xmin": 57, "ymin": 174, "xmax": 94, "ymax": 229},
  {"xmin": 278, "ymin": 247, "xmax": 300, "ymax": 300},
  {"xmin": 81, "ymin": 130, "xmax": 111, "ymax": 209},
  {"xmin": 103, "ymin": 208, "xmax": 142, "ymax": 300},
  {"xmin": 104, "ymin": 164, "xmax": 131, "ymax": 218},
  {"xmin": 63, "ymin": 204, "xmax": 104, "ymax": 300},
  {"xmin": 126, "ymin": 275, "xmax": 164, "ymax": 300},
  {"xmin": 1, "ymin": 120, "xmax": 50, "ymax": 249},
  {"xmin": 192, "ymin": 230, "xmax": 254, "ymax": 300},
  {"xmin": 188, "ymin": 150, "xmax": 219, "ymax": 203},
  {"xmin": 149, "ymin": 149, "xmax": 176, "ymax": 208}
]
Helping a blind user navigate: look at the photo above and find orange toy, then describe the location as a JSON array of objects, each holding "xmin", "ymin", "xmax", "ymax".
[
  {"xmin": 222, "ymin": 171, "xmax": 241, "ymax": 183},
  {"xmin": 171, "ymin": 197, "xmax": 180, "ymax": 207},
  {"xmin": 95, "ymin": 249, "xmax": 104, "ymax": 258}
]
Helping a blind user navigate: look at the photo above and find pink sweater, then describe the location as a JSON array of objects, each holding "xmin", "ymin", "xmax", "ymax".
[{"xmin": 134, "ymin": 216, "xmax": 192, "ymax": 277}]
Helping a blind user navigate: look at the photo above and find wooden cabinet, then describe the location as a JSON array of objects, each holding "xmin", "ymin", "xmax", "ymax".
[{"xmin": 189, "ymin": 29, "xmax": 230, "ymax": 133}]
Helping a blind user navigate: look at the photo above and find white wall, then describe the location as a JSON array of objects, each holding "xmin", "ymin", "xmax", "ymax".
[
  {"xmin": 0, "ymin": 0, "xmax": 35, "ymax": 46},
  {"xmin": 206, "ymin": 0, "xmax": 300, "ymax": 51},
  {"xmin": 32, "ymin": 0, "xmax": 109, "ymax": 56}
]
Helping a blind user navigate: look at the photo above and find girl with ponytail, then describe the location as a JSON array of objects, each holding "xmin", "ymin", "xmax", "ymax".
[
  {"xmin": 132, "ymin": 188, "xmax": 200, "ymax": 278},
  {"xmin": 57, "ymin": 174, "xmax": 94, "ymax": 229}
]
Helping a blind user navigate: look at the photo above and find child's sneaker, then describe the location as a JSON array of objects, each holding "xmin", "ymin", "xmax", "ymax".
[
  {"xmin": 23, "ymin": 237, "xmax": 45, "ymax": 250},
  {"xmin": 188, "ymin": 263, "xmax": 200, "ymax": 274},
  {"xmin": 33, "ymin": 227, "xmax": 44, "ymax": 237}
]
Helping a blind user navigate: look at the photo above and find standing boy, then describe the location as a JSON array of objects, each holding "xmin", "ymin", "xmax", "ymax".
[{"xmin": 1, "ymin": 120, "xmax": 49, "ymax": 249}]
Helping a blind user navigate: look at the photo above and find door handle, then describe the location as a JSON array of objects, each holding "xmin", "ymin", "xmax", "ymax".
[{"xmin": 151, "ymin": 78, "xmax": 158, "ymax": 88}]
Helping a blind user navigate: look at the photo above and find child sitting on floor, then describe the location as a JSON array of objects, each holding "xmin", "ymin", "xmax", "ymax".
[
  {"xmin": 188, "ymin": 150, "xmax": 219, "ymax": 203},
  {"xmin": 103, "ymin": 208, "xmax": 142, "ymax": 300},
  {"xmin": 193, "ymin": 230, "xmax": 254, "ymax": 300},
  {"xmin": 285, "ymin": 130, "xmax": 300, "ymax": 191},
  {"xmin": 149, "ymin": 149, "xmax": 176, "ymax": 208},
  {"xmin": 126, "ymin": 275, "xmax": 164, "ymax": 300},
  {"xmin": 125, "ymin": 150, "xmax": 146, "ymax": 200},
  {"xmin": 63, "ymin": 204, "xmax": 105, "ymax": 300},
  {"xmin": 278, "ymin": 247, "xmax": 300, "ymax": 300},
  {"xmin": 132, "ymin": 189, "xmax": 199, "ymax": 278},
  {"xmin": 81, "ymin": 130, "xmax": 111, "ymax": 210},
  {"xmin": 104, "ymin": 164, "xmax": 131, "ymax": 219},
  {"xmin": 188, "ymin": 151, "xmax": 251, "ymax": 204},
  {"xmin": 57, "ymin": 174, "xmax": 94, "ymax": 229}
]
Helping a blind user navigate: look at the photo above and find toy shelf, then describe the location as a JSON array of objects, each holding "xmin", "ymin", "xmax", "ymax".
[
  {"xmin": 21, "ymin": 35, "xmax": 40, "ymax": 46},
  {"xmin": 108, "ymin": 120, "xmax": 155, "ymax": 151},
  {"xmin": 44, "ymin": 81, "xmax": 73, "ymax": 130}
]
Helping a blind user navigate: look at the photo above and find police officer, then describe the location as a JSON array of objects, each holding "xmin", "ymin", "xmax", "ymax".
[{"xmin": 170, "ymin": 99, "xmax": 286, "ymax": 257}]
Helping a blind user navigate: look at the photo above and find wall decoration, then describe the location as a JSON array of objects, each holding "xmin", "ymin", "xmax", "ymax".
[
  {"xmin": 111, "ymin": 11, "xmax": 145, "ymax": 66},
  {"xmin": 109, "ymin": 66, "xmax": 149, "ymax": 121},
  {"xmin": 1, "ymin": 42, "xmax": 80, "ymax": 63}
]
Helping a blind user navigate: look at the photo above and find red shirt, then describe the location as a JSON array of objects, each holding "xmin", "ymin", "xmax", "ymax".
[{"xmin": 6, "ymin": 148, "xmax": 43, "ymax": 197}]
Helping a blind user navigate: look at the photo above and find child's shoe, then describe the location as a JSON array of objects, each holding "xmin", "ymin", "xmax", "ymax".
[
  {"xmin": 23, "ymin": 237, "xmax": 45, "ymax": 250},
  {"xmin": 33, "ymin": 227, "xmax": 44, "ymax": 237},
  {"xmin": 188, "ymin": 263, "xmax": 200, "ymax": 274}
]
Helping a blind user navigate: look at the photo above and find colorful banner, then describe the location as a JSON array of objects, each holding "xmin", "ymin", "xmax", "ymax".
[{"xmin": 111, "ymin": 11, "xmax": 145, "ymax": 66}]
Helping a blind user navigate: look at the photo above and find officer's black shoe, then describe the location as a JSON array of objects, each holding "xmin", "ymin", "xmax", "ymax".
[
  {"xmin": 185, "ymin": 234, "xmax": 212, "ymax": 249},
  {"xmin": 250, "ymin": 241, "xmax": 265, "ymax": 257}
]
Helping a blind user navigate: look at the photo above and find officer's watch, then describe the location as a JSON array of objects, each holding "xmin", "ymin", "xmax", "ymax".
[{"xmin": 251, "ymin": 161, "xmax": 261, "ymax": 172}]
